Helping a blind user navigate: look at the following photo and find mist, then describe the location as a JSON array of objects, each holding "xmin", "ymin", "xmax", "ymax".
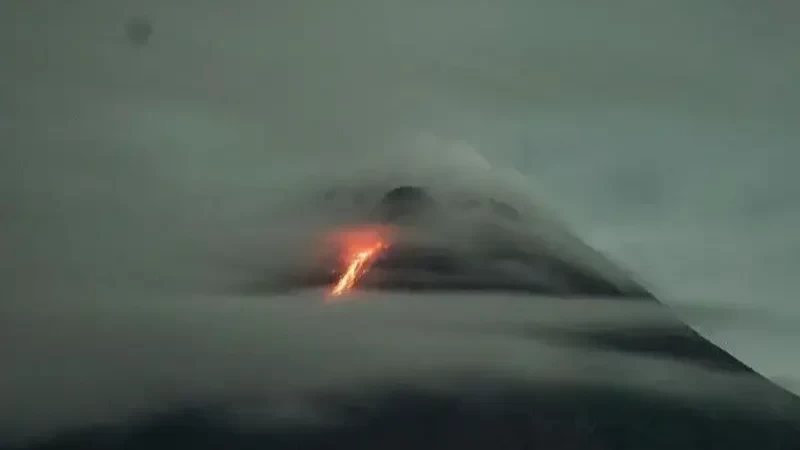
[{"xmin": 2, "ymin": 0, "xmax": 800, "ymax": 443}]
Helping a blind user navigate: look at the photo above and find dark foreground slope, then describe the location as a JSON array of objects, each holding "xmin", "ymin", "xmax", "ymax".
[
  {"xmin": 7, "ymin": 291, "xmax": 800, "ymax": 450},
  {"xmin": 10, "ymin": 387, "xmax": 798, "ymax": 450}
]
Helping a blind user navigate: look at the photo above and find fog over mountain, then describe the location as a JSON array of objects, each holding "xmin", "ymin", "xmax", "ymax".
[{"xmin": 2, "ymin": 0, "xmax": 799, "ymax": 444}]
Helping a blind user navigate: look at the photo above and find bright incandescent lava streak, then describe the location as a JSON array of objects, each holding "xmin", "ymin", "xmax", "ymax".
[{"xmin": 328, "ymin": 232, "xmax": 389, "ymax": 299}]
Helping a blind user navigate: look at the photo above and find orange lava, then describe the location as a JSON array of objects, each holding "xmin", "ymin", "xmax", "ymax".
[{"xmin": 327, "ymin": 227, "xmax": 390, "ymax": 299}]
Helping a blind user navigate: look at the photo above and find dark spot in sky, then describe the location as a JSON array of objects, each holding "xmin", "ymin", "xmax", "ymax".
[{"xmin": 126, "ymin": 17, "xmax": 153, "ymax": 46}]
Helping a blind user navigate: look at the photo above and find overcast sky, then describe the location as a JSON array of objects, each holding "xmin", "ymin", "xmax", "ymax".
[{"xmin": 2, "ymin": 0, "xmax": 800, "ymax": 442}]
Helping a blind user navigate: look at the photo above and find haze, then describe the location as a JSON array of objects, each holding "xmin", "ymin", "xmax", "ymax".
[{"xmin": 2, "ymin": 0, "xmax": 799, "ymax": 442}]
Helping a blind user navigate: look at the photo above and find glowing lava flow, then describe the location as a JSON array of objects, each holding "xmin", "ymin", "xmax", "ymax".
[{"xmin": 329, "ymin": 240, "xmax": 387, "ymax": 298}]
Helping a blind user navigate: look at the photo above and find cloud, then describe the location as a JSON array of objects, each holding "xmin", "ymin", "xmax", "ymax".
[
  {"xmin": 3, "ymin": 0, "xmax": 800, "ymax": 444},
  {"xmin": 2, "ymin": 129, "xmax": 796, "ymax": 443},
  {"xmin": 4, "ymin": 287, "xmax": 796, "ymax": 442}
]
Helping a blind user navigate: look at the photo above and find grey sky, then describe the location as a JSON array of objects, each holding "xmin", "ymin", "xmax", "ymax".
[{"xmin": 2, "ymin": 0, "xmax": 799, "ymax": 442}]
